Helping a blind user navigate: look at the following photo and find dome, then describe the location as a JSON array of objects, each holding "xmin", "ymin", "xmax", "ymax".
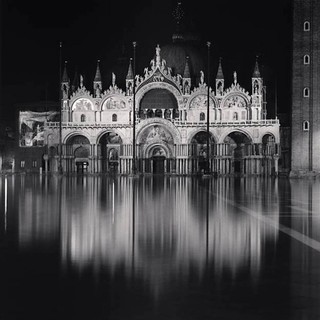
[{"xmin": 160, "ymin": 42, "xmax": 205, "ymax": 80}]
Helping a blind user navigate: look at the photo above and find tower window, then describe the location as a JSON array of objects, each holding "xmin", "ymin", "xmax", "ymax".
[
  {"xmin": 80, "ymin": 114, "xmax": 86, "ymax": 122},
  {"xmin": 303, "ymin": 121, "xmax": 309, "ymax": 131},
  {"xmin": 112, "ymin": 114, "xmax": 117, "ymax": 122},
  {"xmin": 20, "ymin": 161, "xmax": 25, "ymax": 168},
  {"xmin": 304, "ymin": 21, "xmax": 310, "ymax": 31},
  {"xmin": 303, "ymin": 87, "xmax": 310, "ymax": 97},
  {"xmin": 200, "ymin": 112, "xmax": 205, "ymax": 121},
  {"xmin": 304, "ymin": 55, "xmax": 310, "ymax": 64}
]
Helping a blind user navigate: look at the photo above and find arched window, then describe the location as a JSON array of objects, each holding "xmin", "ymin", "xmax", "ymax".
[
  {"xmin": 80, "ymin": 114, "xmax": 86, "ymax": 122},
  {"xmin": 200, "ymin": 112, "xmax": 205, "ymax": 121},
  {"xmin": 304, "ymin": 21, "xmax": 310, "ymax": 31},
  {"xmin": 304, "ymin": 55, "xmax": 310, "ymax": 64},
  {"xmin": 112, "ymin": 114, "xmax": 117, "ymax": 122},
  {"xmin": 303, "ymin": 87, "xmax": 310, "ymax": 97},
  {"xmin": 303, "ymin": 120, "xmax": 309, "ymax": 131},
  {"xmin": 233, "ymin": 112, "xmax": 238, "ymax": 121}
]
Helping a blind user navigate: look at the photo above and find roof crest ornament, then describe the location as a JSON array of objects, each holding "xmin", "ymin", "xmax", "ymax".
[
  {"xmin": 150, "ymin": 44, "xmax": 167, "ymax": 72},
  {"xmin": 233, "ymin": 71, "xmax": 237, "ymax": 84},
  {"xmin": 112, "ymin": 72, "xmax": 116, "ymax": 87},
  {"xmin": 70, "ymin": 86, "xmax": 93, "ymax": 100},
  {"xmin": 80, "ymin": 74, "xmax": 84, "ymax": 88}
]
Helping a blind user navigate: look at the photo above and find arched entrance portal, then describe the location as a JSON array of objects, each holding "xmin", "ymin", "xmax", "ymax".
[
  {"xmin": 190, "ymin": 131, "xmax": 214, "ymax": 173},
  {"xmin": 98, "ymin": 132, "xmax": 122, "ymax": 174},
  {"xmin": 66, "ymin": 135, "xmax": 90, "ymax": 173},
  {"xmin": 74, "ymin": 146, "xmax": 90, "ymax": 173},
  {"xmin": 151, "ymin": 147, "xmax": 166, "ymax": 174},
  {"xmin": 224, "ymin": 131, "xmax": 252, "ymax": 174}
]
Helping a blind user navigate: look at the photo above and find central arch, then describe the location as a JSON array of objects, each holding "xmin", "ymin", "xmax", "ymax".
[
  {"xmin": 138, "ymin": 88, "xmax": 179, "ymax": 120},
  {"xmin": 136, "ymin": 123, "xmax": 175, "ymax": 174},
  {"xmin": 149, "ymin": 145, "xmax": 167, "ymax": 174}
]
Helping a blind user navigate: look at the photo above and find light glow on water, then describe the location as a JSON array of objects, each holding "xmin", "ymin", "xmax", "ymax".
[{"xmin": 1, "ymin": 175, "xmax": 320, "ymax": 319}]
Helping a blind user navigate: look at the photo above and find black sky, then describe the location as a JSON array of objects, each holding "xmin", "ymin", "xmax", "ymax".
[{"xmin": 0, "ymin": 0, "xmax": 292, "ymax": 120}]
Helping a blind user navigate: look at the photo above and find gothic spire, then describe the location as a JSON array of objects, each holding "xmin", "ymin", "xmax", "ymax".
[
  {"xmin": 62, "ymin": 61, "xmax": 69, "ymax": 83},
  {"xmin": 126, "ymin": 58, "xmax": 134, "ymax": 80},
  {"xmin": 72, "ymin": 67, "xmax": 79, "ymax": 91},
  {"xmin": 94, "ymin": 60, "xmax": 101, "ymax": 82},
  {"xmin": 183, "ymin": 56, "xmax": 191, "ymax": 78},
  {"xmin": 216, "ymin": 57, "xmax": 224, "ymax": 80},
  {"xmin": 253, "ymin": 56, "xmax": 261, "ymax": 78}
]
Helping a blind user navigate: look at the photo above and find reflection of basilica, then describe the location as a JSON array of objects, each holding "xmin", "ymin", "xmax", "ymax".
[
  {"xmin": 43, "ymin": 4, "xmax": 279, "ymax": 176},
  {"xmin": 14, "ymin": 175, "xmax": 280, "ymax": 297},
  {"xmin": 61, "ymin": 177, "xmax": 280, "ymax": 295}
]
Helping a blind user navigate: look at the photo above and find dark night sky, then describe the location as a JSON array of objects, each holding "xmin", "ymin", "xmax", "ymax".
[{"xmin": 0, "ymin": 0, "xmax": 292, "ymax": 121}]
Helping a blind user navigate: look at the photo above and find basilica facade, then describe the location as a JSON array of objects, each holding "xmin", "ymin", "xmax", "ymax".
[{"xmin": 43, "ymin": 44, "xmax": 280, "ymax": 176}]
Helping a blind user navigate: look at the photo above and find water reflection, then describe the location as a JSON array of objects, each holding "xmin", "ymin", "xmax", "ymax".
[
  {"xmin": 11, "ymin": 175, "xmax": 280, "ymax": 295},
  {"xmin": 2, "ymin": 175, "xmax": 320, "ymax": 318}
]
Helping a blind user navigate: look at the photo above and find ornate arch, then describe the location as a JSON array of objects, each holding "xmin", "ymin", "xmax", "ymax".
[
  {"xmin": 64, "ymin": 132, "xmax": 92, "ymax": 144},
  {"xmin": 100, "ymin": 95, "xmax": 127, "ymax": 111},
  {"xmin": 261, "ymin": 132, "xmax": 277, "ymax": 144},
  {"xmin": 135, "ymin": 82, "xmax": 182, "ymax": 110},
  {"xmin": 95, "ymin": 129, "xmax": 124, "ymax": 145},
  {"xmin": 144, "ymin": 143, "xmax": 172, "ymax": 158},
  {"xmin": 136, "ymin": 118, "xmax": 181, "ymax": 145},
  {"xmin": 186, "ymin": 90, "xmax": 218, "ymax": 110},
  {"xmin": 187, "ymin": 128, "xmax": 217, "ymax": 144},
  {"xmin": 71, "ymin": 97, "xmax": 95, "ymax": 111},
  {"xmin": 221, "ymin": 92, "xmax": 250, "ymax": 109},
  {"xmin": 218, "ymin": 129, "xmax": 253, "ymax": 144}
]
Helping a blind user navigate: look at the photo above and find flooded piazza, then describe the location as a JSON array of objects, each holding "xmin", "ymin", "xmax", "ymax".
[{"xmin": 0, "ymin": 174, "xmax": 320, "ymax": 320}]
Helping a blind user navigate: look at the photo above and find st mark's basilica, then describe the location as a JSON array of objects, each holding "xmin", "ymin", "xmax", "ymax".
[
  {"xmin": 42, "ymin": 42, "xmax": 280, "ymax": 176},
  {"xmin": 13, "ymin": 1, "xmax": 282, "ymax": 177}
]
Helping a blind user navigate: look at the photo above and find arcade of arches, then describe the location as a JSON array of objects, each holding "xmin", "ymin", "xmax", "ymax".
[{"xmin": 46, "ymin": 128, "xmax": 279, "ymax": 176}]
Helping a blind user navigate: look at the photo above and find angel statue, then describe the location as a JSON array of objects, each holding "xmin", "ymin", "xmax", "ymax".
[
  {"xmin": 200, "ymin": 70, "xmax": 204, "ymax": 85},
  {"xmin": 112, "ymin": 72, "xmax": 116, "ymax": 87},
  {"xmin": 80, "ymin": 74, "xmax": 84, "ymax": 88},
  {"xmin": 233, "ymin": 71, "xmax": 237, "ymax": 84}
]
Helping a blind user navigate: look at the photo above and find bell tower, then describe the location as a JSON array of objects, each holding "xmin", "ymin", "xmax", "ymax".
[{"xmin": 291, "ymin": 0, "xmax": 320, "ymax": 175}]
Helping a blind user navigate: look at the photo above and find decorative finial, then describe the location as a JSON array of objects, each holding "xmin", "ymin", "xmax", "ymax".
[
  {"xmin": 207, "ymin": 41, "xmax": 211, "ymax": 48},
  {"xmin": 200, "ymin": 70, "xmax": 204, "ymax": 84},
  {"xmin": 155, "ymin": 44, "xmax": 161, "ymax": 67},
  {"xmin": 233, "ymin": 71, "xmax": 237, "ymax": 84},
  {"xmin": 80, "ymin": 74, "xmax": 84, "ymax": 88},
  {"xmin": 112, "ymin": 72, "xmax": 116, "ymax": 87}
]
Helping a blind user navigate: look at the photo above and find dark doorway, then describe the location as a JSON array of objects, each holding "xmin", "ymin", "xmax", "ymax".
[
  {"xmin": 153, "ymin": 156, "xmax": 165, "ymax": 174},
  {"xmin": 234, "ymin": 160, "xmax": 241, "ymax": 173}
]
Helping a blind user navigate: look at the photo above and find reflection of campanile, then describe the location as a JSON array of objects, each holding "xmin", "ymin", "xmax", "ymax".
[{"xmin": 291, "ymin": 0, "xmax": 320, "ymax": 175}]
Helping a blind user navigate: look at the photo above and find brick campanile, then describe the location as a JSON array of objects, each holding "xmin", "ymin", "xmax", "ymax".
[{"xmin": 291, "ymin": 0, "xmax": 320, "ymax": 175}]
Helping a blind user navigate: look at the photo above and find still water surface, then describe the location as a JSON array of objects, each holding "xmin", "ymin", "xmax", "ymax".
[{"xmin": 0, "ymin": 174, "xmax": 320, "ymax": 320}]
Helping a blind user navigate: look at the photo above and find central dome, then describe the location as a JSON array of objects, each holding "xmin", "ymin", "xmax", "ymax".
[{"xmin": 160, "ymin": 42, "xmax": 205, "ymax": 79}]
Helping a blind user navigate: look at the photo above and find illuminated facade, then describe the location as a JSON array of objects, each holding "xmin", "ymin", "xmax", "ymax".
[{"xmin": 43, "ymin": 43, "xmax": 280, "ymax": 176}]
